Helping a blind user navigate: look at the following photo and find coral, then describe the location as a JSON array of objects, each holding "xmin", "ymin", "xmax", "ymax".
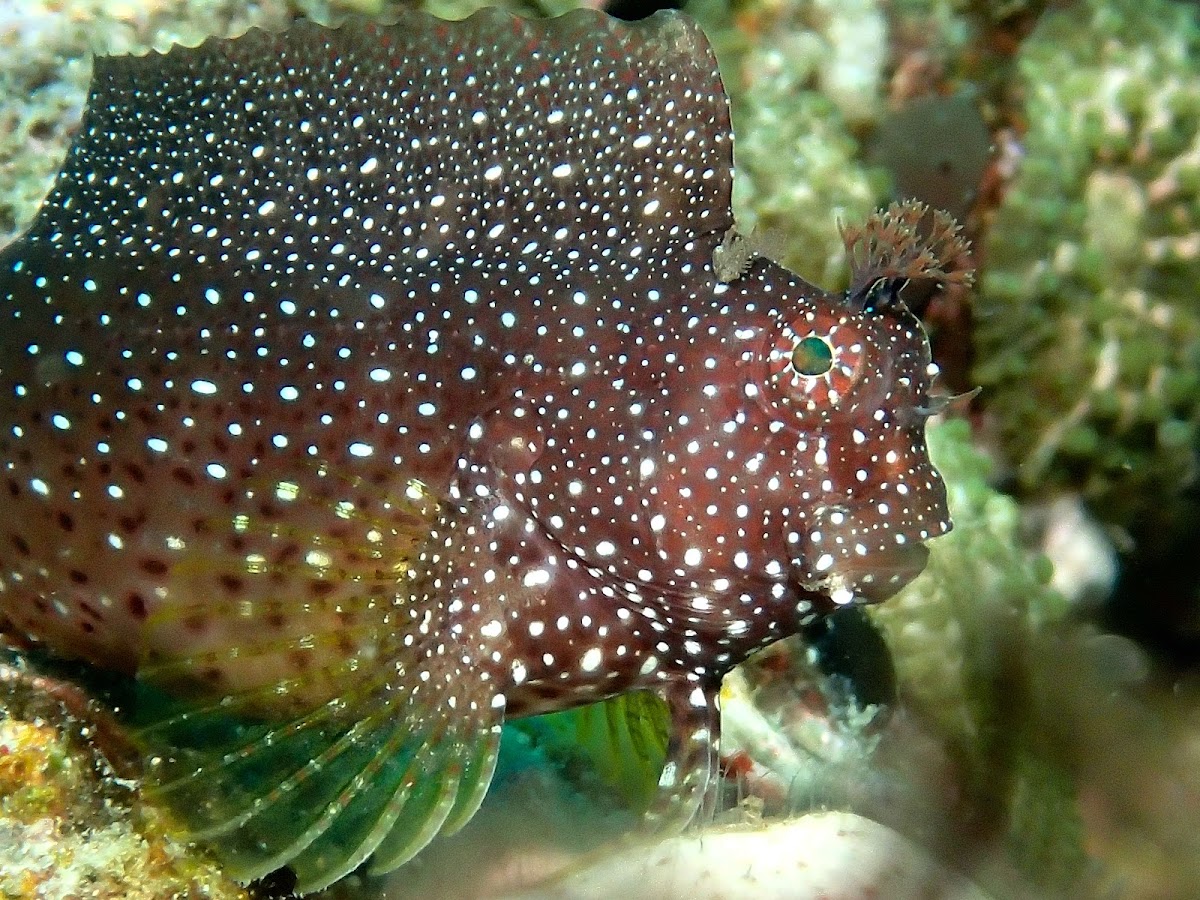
[
  {"xmin": 718, "ymin": 638, "xmax": 889, "ymax": 819},
  {"xmin": 972, "ymin": 0, "xmax": 1200, "ymax": 538},
  {"xmin": 686, "ymin": 0, "xmax": 890, "ymax": 288},
  {"xmin": 883, "ymin": 0, "xmax": 1042, "ymax": 92},
  {"xmin": 870, "ymin": 420, "xmax": 1059, "ymax": 742},
  {"xmin": 709, "ymin": 419, "xmax": 1091, "ymax": 894},
  {"xmin": 886, "ymin": 0, "xmax": 975, "ymax": 75}
]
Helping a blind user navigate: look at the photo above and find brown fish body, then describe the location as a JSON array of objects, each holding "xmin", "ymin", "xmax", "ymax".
[{"xmin": 0, "ymin": 8, "xmax": 953, "ymax": 891}]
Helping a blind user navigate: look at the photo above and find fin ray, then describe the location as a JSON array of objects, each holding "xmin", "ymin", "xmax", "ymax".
[
  {"xmin": 440, "ymin": 721, "xmax": 502, "ymax": 835},
  {"xmin": 643, "ymin": 681, "xmax": 721, "ymax": 831},
  {"xmin": 363, "ymin": 728, "xmax": 465, "ymax": 876}
]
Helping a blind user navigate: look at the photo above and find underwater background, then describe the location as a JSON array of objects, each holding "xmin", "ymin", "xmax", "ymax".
[{"xmin": 0, "ymin": 0, "xmax": 1198, "ymax": 897}]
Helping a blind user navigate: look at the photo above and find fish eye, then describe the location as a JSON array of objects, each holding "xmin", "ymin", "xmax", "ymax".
[
  {"xmin": 759, "ymin": 308, "xmax": 891, "ymax": 427},
  {"xmin": 790, "ymin": 335, "xmax": 834, "ymax": 377},
  {"xmin": 766, "ymin": 317, "xmax": 864, "ymax": 404}
]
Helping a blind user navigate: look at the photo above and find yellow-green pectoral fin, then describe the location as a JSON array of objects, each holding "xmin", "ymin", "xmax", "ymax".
[
  {"xmin": 126, "ymin": 477, "xmax": 507, "ymax": 893},
  {"xmin": 134, "ymin": 643, "xmax": 505, "ymax": 891},
  {"xmin": 523, "ymin": 690, "xmax": 670, "ymax": 813}
]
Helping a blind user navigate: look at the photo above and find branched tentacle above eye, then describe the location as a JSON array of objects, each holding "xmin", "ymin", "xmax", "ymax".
[
  {"xmin": 839, "ymin": 199, "xmax": 975, "ymax": 300},
  {"xmin": 847, "ymin": 276, "xmax": 906, "ymax": 315}
]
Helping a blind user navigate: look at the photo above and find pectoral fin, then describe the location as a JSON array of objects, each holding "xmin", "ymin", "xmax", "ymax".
[
  {"xmin": 519, "ymin": 690, "xmax": 670, "ymax": 813},
  {"xmin": 644, "ymin": 680, "xmax": 722, "ymax": 831},
  {"xmin": 125, "ymin": 484, "xmax": 509, "ymax": 893}
]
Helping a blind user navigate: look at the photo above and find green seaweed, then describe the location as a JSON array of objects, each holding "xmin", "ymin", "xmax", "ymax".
[{"xmin": 509, "ymin": 691, "xmax": 671, "ymax": 814}]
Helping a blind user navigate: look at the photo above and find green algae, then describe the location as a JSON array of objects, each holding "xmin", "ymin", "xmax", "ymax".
[{"xmin": 973, "ymin": 0, "xmax": 1200, "ymax": 539}]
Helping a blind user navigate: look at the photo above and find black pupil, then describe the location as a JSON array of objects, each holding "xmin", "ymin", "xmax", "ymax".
[{"xmin": 791, "ymin": 336, "xmax": 833, "ymax": 376}]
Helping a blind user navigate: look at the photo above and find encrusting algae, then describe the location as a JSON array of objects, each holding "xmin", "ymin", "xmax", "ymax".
[
  {"xmin": 0, "ymin": 3, "xmax": 972, "ymax": 892},
  {"xmin": 0, "ymin": 657, "xmax": 247, "ymax": 900}
]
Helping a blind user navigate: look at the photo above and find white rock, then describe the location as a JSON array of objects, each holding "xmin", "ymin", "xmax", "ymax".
[{"xmin": 511, "ymin": 811, "xmax": 991, "ymax": 900}]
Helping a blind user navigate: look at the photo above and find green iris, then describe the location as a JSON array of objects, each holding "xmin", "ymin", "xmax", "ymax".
[{"xmin": 791, "ymin": 335, "xmax": 834, "ymax": 376}]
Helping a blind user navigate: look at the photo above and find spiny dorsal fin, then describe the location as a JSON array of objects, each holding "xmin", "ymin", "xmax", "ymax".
[{"xmin": 29, "ymin": 7, "xmax": 733, "ymax": 285}]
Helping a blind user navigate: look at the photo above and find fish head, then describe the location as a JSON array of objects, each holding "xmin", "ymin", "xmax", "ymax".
[{"xmin": 732, "ymin": 262, "xmax": 951, "ymax": 607}]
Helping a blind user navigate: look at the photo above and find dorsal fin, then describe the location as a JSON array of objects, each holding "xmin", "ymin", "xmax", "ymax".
[{"xmin": 24, "ymin": 8, "xmax": 733, "ymax": 289}]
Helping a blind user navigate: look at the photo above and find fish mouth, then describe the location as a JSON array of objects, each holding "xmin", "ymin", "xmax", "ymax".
[
  {"xmin": 823, "ymin": 541, "xmax": 930, "ymax": 604},
  {"xmin": 788, "ymin": 501, "xmax": 943, "ymax": 606}
]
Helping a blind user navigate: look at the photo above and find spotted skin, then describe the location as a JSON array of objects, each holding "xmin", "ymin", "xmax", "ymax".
[{"xmin": 0, "ymin": 7, "xmax": 950, "ymax": 892}]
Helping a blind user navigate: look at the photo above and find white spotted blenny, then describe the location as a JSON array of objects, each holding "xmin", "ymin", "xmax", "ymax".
[{"xmin": 0, "ymin": 7, "xmax": 960, "ymax": 892}]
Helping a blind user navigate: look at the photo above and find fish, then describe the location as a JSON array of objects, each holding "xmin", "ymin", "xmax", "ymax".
[{"xmin": 0, "ymin": 6, "xmax": 962, "ymax": 892}]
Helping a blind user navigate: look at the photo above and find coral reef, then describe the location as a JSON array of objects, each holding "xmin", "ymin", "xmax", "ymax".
[
  {"xmin": 0, "ymin": 658, "xmax": 246, "ymax": 900},
  {"xmin": 973, "ymin": 0, "xmax": 1200, "ymax": 539}
]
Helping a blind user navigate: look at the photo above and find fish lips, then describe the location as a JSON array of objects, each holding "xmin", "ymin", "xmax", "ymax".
[{"xmin": 787, "ymin": 502, "xmax": 942, "ymax": 607}]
